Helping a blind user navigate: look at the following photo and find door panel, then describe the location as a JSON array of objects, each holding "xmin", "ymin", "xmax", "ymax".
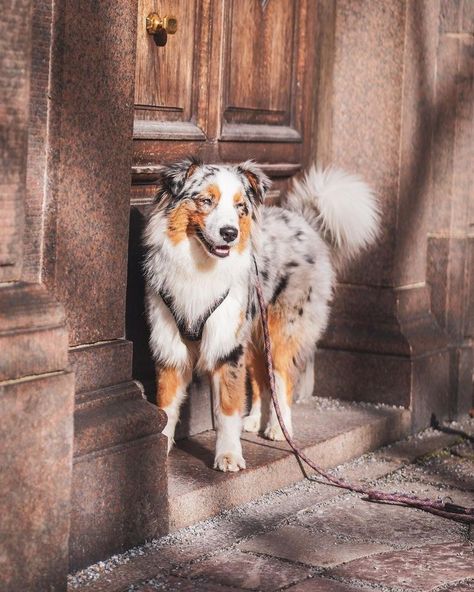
[
  {"xmin": 221, "ymin": 0, "xmax": 300, "ymax": 143},
  {"xmin": 224, "ymin": 0, "xmax": 296, "ymax": 122},
  {"xmin": 134, "ymin": 0, "xmax": 211, "ymax": 140},
  {"xmin": 128, "ymin": 0, "xmax": 317, "ymax": 435}
]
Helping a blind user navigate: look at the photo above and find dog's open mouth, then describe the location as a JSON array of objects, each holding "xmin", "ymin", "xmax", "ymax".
[{"xmin": 196, "ymin": 230, "xmax": 231, "ymax": 258}]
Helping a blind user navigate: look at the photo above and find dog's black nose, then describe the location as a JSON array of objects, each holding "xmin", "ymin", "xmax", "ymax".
[{"xmin": 219, "ymin": 225, "xmax": 238, "ymax": 243}]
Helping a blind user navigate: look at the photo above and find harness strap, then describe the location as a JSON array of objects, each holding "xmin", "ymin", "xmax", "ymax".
[{"xmin": 159, "ymin": 288, "xmax": 230, "ymax": 342}]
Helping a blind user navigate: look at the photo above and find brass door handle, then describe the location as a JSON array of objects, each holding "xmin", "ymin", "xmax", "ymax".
[{"xmin": 146, "ymin": 13, "xmax": 178, "ymax": 47}]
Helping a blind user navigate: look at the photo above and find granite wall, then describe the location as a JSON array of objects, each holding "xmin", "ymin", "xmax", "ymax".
[
  {"xmin": 0, "ymin": 1, "xmax": 74, "ymax": 591},
  {"xmin": 313, "ymin": 0, "xmax": 473, "ymax": 429}
]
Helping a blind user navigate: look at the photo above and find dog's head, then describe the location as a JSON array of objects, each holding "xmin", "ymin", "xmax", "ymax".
[{"xmin": 155, "ymin": 158, "xmax": 270, "ymax": 258}]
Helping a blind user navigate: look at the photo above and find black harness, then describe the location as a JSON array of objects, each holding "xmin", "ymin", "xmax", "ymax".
[{"xmin": 159, "ymin": 288, "xmax": 230, "ymax": 341}]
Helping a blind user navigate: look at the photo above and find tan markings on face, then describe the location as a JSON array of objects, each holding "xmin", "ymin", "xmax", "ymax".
[
  {"xmin": 234, "ymin": 192, "xmax": 252, "ymax": 253},
  {"xmin": 207, "ymin": 184, "xmax": 222, "ymax": 203},
  {"xmin": 167, "ymin": 202, "xmax": 194, "ymax": 245},
  {"xmin": 188, "ymin": 184, "xmax": 222, "ymax": 236},
  {"xmin": 157, "ymin": 365, "xmax": 181, "ymax": 408},
  {"xmin": 167, "ymin": 184, "xmax": 222, "ymax": 244},
  {"xmin": 186, "ymin": 208, "xmax": 206, "ymax": 236},
  {"xmin": 216, "ymin": 354, "xmax": 246, "ymax": 416}
]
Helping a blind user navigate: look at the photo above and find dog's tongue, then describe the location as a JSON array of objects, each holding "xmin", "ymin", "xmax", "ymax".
[{"xmin": 214, "ymin": 245, "xmax": 230, "ymax": 257}]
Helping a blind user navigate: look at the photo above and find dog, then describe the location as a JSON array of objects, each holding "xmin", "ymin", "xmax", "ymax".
[{"xmin": 143, "ymin": 158, "xmax": 380, "ymax": 472}]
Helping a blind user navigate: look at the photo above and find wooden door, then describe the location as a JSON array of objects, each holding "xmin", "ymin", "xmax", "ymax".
[{"xmin": 127, "ymin": 0, "xmax": 317, "ymax": 435}]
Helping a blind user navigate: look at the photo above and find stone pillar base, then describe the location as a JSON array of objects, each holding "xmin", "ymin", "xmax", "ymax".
[
  {"xmin": 0, "ymin": 285, "xmax": 74, "ymax": 592},
  {"xmin": 67, "ymin": 341, "xmax": 169, "ymax": 570},
  {"xmin": 314, "ymin": 284, "xmax": 450, "ymax": 431}
]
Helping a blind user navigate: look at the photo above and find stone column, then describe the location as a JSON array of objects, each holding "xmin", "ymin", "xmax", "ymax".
[
  {"xmin": 313, "ymin": 0, "xmax": 453, "ymax": 430},
  {"xmin": 427, "ymin": 0, "xmax": 474, "ymax": 418},
  {"xmin": 43, "ymin": 0, "xmax": 168, "ymax": 569},
  {"xmin": 0, "ymin": 1, "xmax": 74, "ymax": 590}
]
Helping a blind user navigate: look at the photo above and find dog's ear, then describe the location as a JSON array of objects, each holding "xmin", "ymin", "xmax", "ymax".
[
  {"xmin": 157, "ymin": 157, "xmax": 202, "ymax": 201},
  {"xmin": 236, "ymin": 161, "xmax": 271, "ymax": 206}
]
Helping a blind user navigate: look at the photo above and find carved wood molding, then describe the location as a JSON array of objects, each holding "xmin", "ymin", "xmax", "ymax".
[
  {"xmin": 133, "ymin": 120, "xmax": 206, "ymax": 141},
  {"xmin": 131, "ymin": 161, "xmax": 301, "ymax": 185},
  {"xmin": 221, "ymin": 123, "xmax": 301, "ymax": 143}
]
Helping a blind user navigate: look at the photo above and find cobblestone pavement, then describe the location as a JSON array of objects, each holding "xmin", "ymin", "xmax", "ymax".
[{"xmin": 69, "ymin": 421, "xmax": 474, "ymax": 592}]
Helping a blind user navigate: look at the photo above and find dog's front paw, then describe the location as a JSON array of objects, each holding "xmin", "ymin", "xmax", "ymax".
[
  {"xmin": 164, "ymin": 434, "xmax": 175, "ymax": 454},
  {"xmin": 214, "ymin": 452, "xmax": 246, "ymax": 472},
  {"xmin": 264, "ymin": 422, "xmax": 292, "ymax": 441},
  {"xmin": 264, "ymin": 424, "xmax": 285, "ymax": 441},
  {"xmin": 243, "ymin": 414, "xmax": 261, "ymax": 433}
]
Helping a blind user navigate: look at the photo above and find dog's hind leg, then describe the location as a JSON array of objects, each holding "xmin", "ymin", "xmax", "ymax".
[
  {"xmin": 243, "ymin": 348, "xmax": 266, "ymax": 433},
  {"xmin": 264, "ymin": 368, "xmax": 294, "ymax": 441},
  {"xmin": 211, "ymin": 348, "xmax": 247, "ymax": 472},
  {"xmin": 157, "ymin": 365, "xmax": 192, "ymax": 452},
  {"xmin": 263, "ymin": 306, "xmax": 297, "ymax": 441}
]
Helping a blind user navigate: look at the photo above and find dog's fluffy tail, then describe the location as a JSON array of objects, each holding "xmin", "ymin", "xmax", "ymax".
[{"xmin": 284, "ymin": 165, "xmax": 380, "ymax": 267}]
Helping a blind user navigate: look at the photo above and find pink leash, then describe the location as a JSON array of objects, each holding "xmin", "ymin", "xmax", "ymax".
[{"xmin": 254, "ymin": 269, "xmax": 474, "ymax": 524}]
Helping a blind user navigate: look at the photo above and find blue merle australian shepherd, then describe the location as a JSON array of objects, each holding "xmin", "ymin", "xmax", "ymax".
[{"xmin": 144, "ymin": 159, "xmax": 380, "ymax": 472}]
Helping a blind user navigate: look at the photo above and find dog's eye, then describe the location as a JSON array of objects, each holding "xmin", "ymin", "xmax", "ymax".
[
  {"xmin": 200, "ymin": 198, "xmax": 213, "ymax": 207},
  {"xmin": 236, "ymin": 202, "xmax": 248, "ymax": 214}
]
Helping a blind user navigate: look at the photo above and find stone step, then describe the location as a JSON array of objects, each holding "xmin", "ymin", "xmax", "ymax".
[{"xmin": 168, "ymin": 400, "xmax": 411, "ymax": 531}]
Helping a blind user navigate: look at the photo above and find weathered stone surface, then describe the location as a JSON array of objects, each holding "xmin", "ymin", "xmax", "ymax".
[
  {"xmin": 329, "ymin": 542, "xmax": 474, "ymax": 590},
  {"xmin": 168, "ymin": 402, "xmax": 409, "ymax": 530},
  {"xmin": 45, "ymin": 1, "xmax": 137, "ymax": 346},
  {"xmin": 0, "ymin": 0, "xmax": 31, "ymax": 282},
  {"xmin": 68, "ymin": 546, "xmax": 214, "ymax": 592},
  {"xmin": 0, "ymin": 371, "xmax": 74, "ymax": 592},
  {"xmin": 70, "ymin": 432, "xmax": 169, "ymax": 571},
  {"xmin": 69, "ymin": 340, "xmax": 133, "ymax": 396},
  {"xmin": 441, "ymin": 581, "xmax": 474, "ymax": 592},
  {"xmin": 329, "ymin": 0, "xmax": 406, "ymax": 286},
  {"xmin": 39, "ymin": 0, "xmax": 171, "ymax": 572},
  {"xmin": 392, "ymin": 461, "xmax": 474, "ymax": 495},
  {"xmin": 379, "ymin": 474, "xmax": 474, "ymax": 508},
  {"xmin": 134, "ymin": 576, "xmax": 241, "ymax": 591},
  {"xmin": 176, "ymin": 551, "xmax": 309, "ymax": 591},
  {"xmin": 68, "ymin": 435, "xmax": 474, "ymax": 592},
  {"xmin": 416, "ymin": 452, "xmax": 474, "ymax": 492},
  {"xmin": 285, "ymin": 578, "xmax": 371, "ymax": 592},
  {"xmin": 330, "ymin": 456, "xmax": 401, "ymax": 484},
  {"xmin": 239, "ymin": 525, "xmax": 390, "ymax": 568},
  {"xmin": 0, "ymin": 283, "xmax": 68, "ymax": 381},
  {"xmin": 379, "ymin": 432, "xmax": 461, "ymax": 463},
  {"xmin": 296, "ymin": 494, "xmax": 466, "ymax": 548}
]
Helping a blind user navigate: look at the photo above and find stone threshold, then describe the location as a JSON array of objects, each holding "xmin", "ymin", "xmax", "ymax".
[{"xmin": 168, "ymin": 399, "xmax": 411, "ymax": 531}]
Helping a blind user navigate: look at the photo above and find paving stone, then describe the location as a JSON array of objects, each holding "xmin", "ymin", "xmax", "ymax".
[
  {"xmin": 330, "ymin": 456, "xmax": 402, "ymax": 484},
  {"xmin": 69, "ymin": 543, "xmax": 220, "ymax": 592},
  {"xmin": 296, "ymin": 493, "xmax": 466, "ymax": 548},
  {"xmin": 239, "ymin": 525, "xmax": 391, "ymax": 568},
  {"xmin": 285, "ymin": 578, "xmax": 372, "ymax": 591},
  {"xmin": 174, "ymin": 550, "xmax": 310, "ymax": 591},
  {"xmin": 414, "ymin": 453, "xmax": 474, "ymax": 492},
  {"xmin": 379, "ymin": 432, "xmax": 461, "ymax": 463},
  {"xmin": 133, "ymin": 575, "xmax": 242, "ymax": 591},
  {"xmin": 69, "ymin": 482, "xmax": 342, "ymax": 592},
  {"xmin": 379, "ymin": 473, "xmax": 474, "ymax": 508},
  {"xmin": 328, "ymin": 542, "xmax": 474, "ymax": 591}
]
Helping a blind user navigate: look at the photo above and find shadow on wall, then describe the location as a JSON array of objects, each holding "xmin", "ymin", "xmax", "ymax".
[{"xmin": 126, "ymin": 207, "xmax": 157, "ymax": 405}]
